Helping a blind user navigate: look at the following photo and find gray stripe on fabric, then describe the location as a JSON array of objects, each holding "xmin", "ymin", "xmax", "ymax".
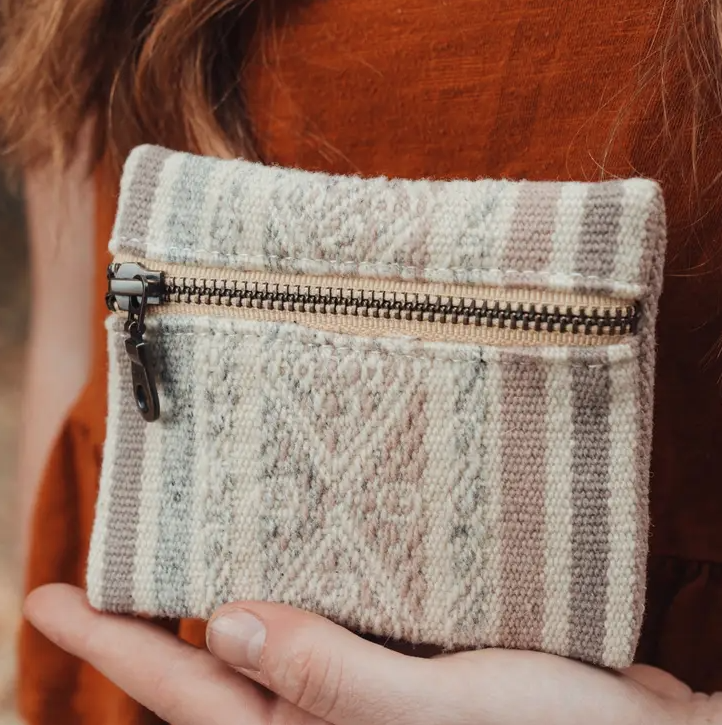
[
  {"xmin": 154, "ymin": 156, "xmax": 207, "ymax": 616},
  {"xmin": 498, "ymin": 355, "xmax": 548, "ymax": 651},
  {"xmin": 163, "ymin": 153, "xmax": 214, "ymax": 263},
  {"xmin": 115, "ymin": 146, "xmax": 172, "ymax": 246},
  {"xmin": 503, "ymin": 182, "xmax": 561, "ymax": 273},
  {"xmin": 568, "ymin": 355, "xmax": 612, "ymax": 663},
  {"xmin": 153, "ymin": 317, "xmax": 196, "ymax": 617},
  {"xmin": 102, "ymin": 332, "xmax": 146, "ymax": 611},
  {"xmin": 575, "ymin": 182, "xmax": 625, "ymax": 281},
  {"xmin": 449, "ymin": 354, "xmax": 488, "ymax": 638}
]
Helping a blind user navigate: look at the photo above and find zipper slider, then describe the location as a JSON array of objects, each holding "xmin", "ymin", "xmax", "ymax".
[{"xmin": 107, "ymin": 263, "xmax": 164, "ymax": 422}]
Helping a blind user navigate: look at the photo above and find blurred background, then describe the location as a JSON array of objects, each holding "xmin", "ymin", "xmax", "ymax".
[{"xmin": 0, "ymin": 175, "xmax": 29, "ymax": 723}]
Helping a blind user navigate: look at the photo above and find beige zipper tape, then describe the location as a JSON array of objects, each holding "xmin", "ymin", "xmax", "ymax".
[
  {"xmin": 113, "ymin": 254, "xmax": 634, "ymax": 347},
  {"xmin": 160, "ymin": 302, "xmax": 627, "ymax": 346},
  {"xmin": 114, "ymin": 253, "xmax": 628, "ymax": 310}
]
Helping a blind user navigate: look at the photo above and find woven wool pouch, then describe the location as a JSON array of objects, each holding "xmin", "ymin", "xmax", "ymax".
[{"xmin": 88, "ymin": 145, "xmax": 667, "ymax": 668}]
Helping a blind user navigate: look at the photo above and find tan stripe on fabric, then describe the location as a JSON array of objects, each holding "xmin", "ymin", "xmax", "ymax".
[
  {"xmin": 101, "ymin": 332, "xmax": 146, "ymax": 611},
  {"xmin": 498, "ymin": 354, "xmax": 548, "ymax": 650},
  {"xmin": 114, "ymin": 145, "xmax": 172, "ymax": 248},
  {"xmin": 568, "ymin": 353, "xmax": 612, "ymax": 663},
  {"xmin": 575, "ymin": 181, "xmax": 625, "ymax": 281},
  {"xmin": 541, "ymin": 348, "xmax": 574, "ymax": 657},
  {"xmin": 504, "ymin": 182, "xmax": 561, "ymax": 273}
]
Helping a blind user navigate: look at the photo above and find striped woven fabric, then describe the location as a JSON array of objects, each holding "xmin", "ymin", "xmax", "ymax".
[
  {"xmin": 110, "ymin": 145, "xmax": 664, "ymax": 297},
  {"xmin": 88, "ymin": 145, "xmax": 667, "ymax": 668}
]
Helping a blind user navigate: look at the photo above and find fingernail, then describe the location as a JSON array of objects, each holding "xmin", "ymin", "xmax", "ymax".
[{"xmin": 207, "ymin": 611, "xmax": 266, "ymax": 671}]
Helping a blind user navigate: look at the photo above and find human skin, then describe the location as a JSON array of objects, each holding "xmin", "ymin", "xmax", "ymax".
[
  {"xmin": 24, "ymin": 584, "xmax": 722, "ymax": 725},
  {"xmin": 18, "ymin": 133, "xmax": 95, "ymax": 561}
]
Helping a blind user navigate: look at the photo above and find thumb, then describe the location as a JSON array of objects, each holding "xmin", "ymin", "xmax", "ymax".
[{"xmin": 206, "ymin": 602, "xmax": 441, "ymax": 725}]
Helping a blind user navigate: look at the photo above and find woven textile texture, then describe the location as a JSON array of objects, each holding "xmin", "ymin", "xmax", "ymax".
[{"xmin": 89, "ymin": 145, "xmax": 667, "ymax": 668}]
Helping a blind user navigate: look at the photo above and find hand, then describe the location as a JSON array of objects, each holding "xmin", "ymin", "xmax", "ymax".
[{"xmin": 25, "ymin": 584, "xmax": 721, "ymax": 725}]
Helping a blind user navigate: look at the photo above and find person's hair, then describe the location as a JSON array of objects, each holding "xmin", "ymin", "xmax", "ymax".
[
  {"xmin": 0, "ymin": 0, "xmax": 267, "ymax": 173},
  {"xmin": 0, "ymin": 0, "xmax": 720, "ymax": 178}
]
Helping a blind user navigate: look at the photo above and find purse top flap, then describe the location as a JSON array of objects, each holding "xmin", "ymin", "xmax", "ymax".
[{"xmin": 110, "ymin": 145, "xmax": 666, "ymax": 300}]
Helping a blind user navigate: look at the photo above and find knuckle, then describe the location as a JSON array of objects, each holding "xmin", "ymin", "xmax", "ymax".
[
  {"xmin": 690, "ymin": 692, "xmax": 722, "ymax": 725},
  {"xmin": 278, "ymin": 642, "xmax": 345, "ymax": 720},
  {"xmin": 76, "ymin": 616, "xmax": 108, "ymax": 661},
  {"xmin": 150, "ymin": 657, "xmax": 189, "ymax": 723},
  {"xmin": 149, "ymin": 649, "xmax": 226, "ymax": 725},
  {"xmin": 267, "ymin": 699, "xmax": 318, "ymax": 725},
  {"xmin": 75, "ymin": 620, "xmax": 190, "ymax": 723}
]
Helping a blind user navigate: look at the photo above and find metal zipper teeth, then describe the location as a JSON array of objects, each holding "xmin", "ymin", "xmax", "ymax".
[
  {"xmin": 161, "ymin": 276, "xmax": 640, "ymax": 336},
  {"xmin": 107, "ymin": 261, "xmax": 641, "ymax": 423}
]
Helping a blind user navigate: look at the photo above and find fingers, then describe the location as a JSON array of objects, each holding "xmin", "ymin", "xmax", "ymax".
[
  {"xmin": 622, "ymin": 665, "xmax": 693, "ymax": 702},
  {"xmin": 206, "ymin": 602, "xmax": 689, "ymax": 725},
  {"xmin": 24, "ymin": 584, "xmax": 270, "ymax": 725},
  {"xmin": 207, "ymin": 602, "xmax": 442, "ymax": 725},
  {"xmin": 25, "ymin": 585, "xmax": 692, "ymax": 725}
]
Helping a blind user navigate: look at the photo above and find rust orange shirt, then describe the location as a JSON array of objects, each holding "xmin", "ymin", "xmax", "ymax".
[{"xmin": 19, "ymin": 1, "xmax": 722, "ymax": 722}]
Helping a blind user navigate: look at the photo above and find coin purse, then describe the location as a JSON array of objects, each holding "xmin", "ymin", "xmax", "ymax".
[{"xmin": 87, "ymin": 145, "xmax": 666, "ymax": 668}]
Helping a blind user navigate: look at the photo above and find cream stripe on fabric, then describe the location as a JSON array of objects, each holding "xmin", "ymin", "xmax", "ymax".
[
  {"xmin": 224, "ymin": 335, "xmax": 266, "ymax": 604},
  {"xmin": 547, "ymin": 183, "xmax": 588, "ymax": 287},
  {"xmin": 132, "ymin": 383, "xmax": 164, "ymax": 613},
  {"xmin": 613, "ymin": 180, "xmax": 657, "ymax": 289},
  {"xmin": 420, "ymin": 357, "xmax": 466, "ymax": 641},
  {"xmin": 602, "ymin": 343, "xmax": 640, "ymax": 667},
  {"xmin": 198, "ymin": 156, "xmax": 234, "ymax": 259},
  {"xmin": 200, "ymin": 324, "xmax": 264, "ymax": 613},
  {"xmin": 479, "ymin": 347, "xmax": 505, "ymax": 646},
  {"xmin": 186, "ymin": 316, "xmax": 215, "ymax": 616},
  {"xmin": 86, "ymin": 328, "xmax": 124, "ymax": 607},
  {"xmin": 145, "ymin": 152, "xmax": 184, "ymax": 258},
  {"xmin": 479, "ymin": 181, "xmax": 522, "ymax": 287},
  {"xmin": 541, "ymin": 347, "xmax": 574, "ymax": 656}
]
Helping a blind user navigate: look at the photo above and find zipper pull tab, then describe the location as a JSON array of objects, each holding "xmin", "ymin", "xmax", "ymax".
[
  {"xmin": 107, "ymin": 263, "xmax": 164, "ymax": 422},
  {"xmin": 125, "ymin": 315, "xmax": 160, "ymax": 423}
]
